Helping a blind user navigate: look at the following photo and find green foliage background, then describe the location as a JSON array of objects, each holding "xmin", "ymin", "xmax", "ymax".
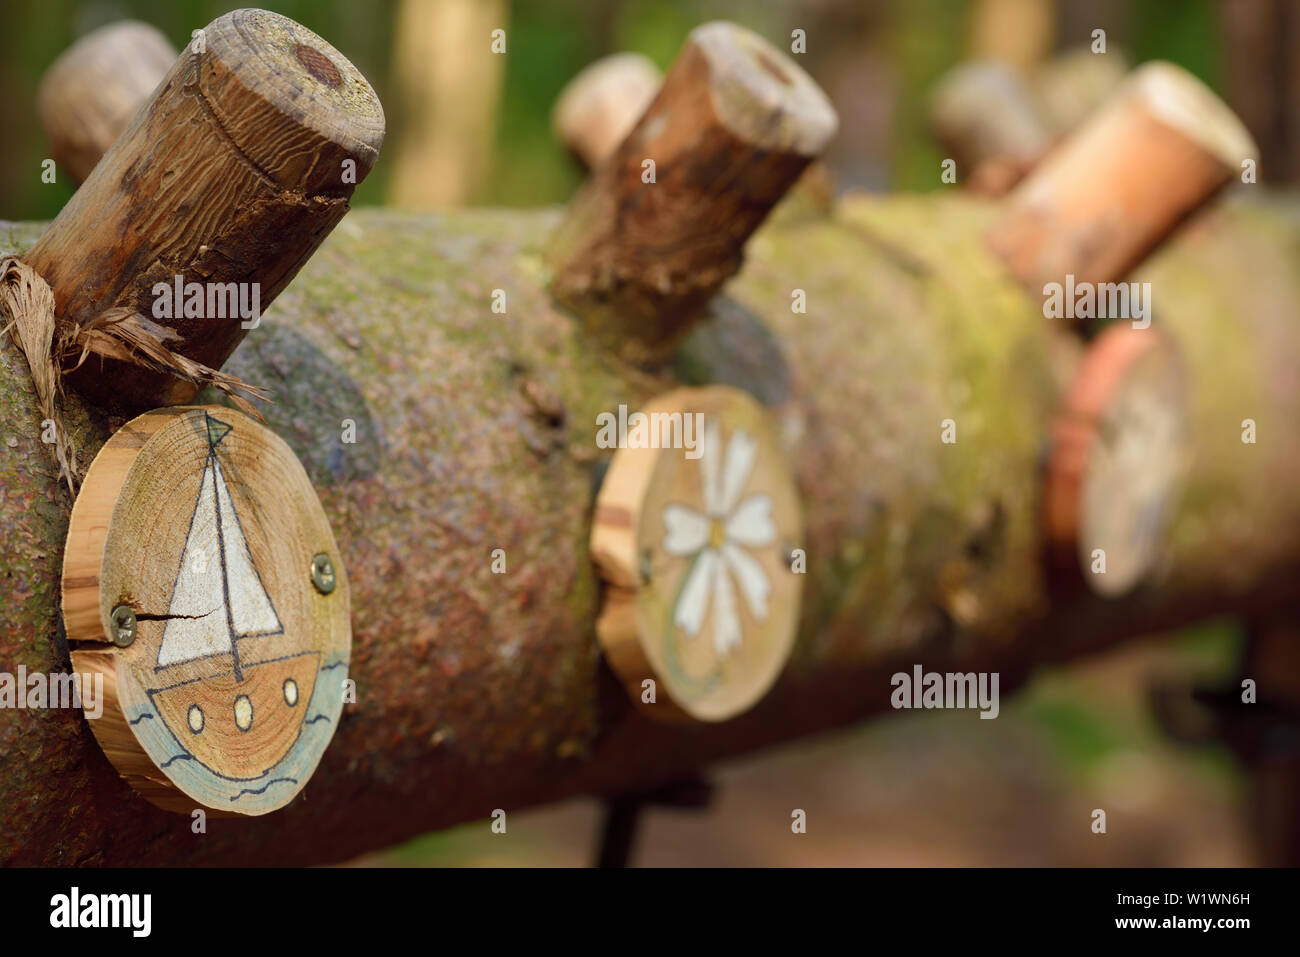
[{"xmin": 0, "ymin": 0, "xmax": 1230, "ymax": 219}]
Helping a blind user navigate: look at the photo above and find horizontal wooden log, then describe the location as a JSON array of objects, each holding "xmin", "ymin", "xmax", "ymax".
[{"xmin": 1, "ymin": 191, "xmax": 1298, "ymax": 865}]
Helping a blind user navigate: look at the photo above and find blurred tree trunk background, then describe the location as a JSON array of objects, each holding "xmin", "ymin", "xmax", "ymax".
[{"xmin": 1, "ymin": 0, "xmax": 1296, "ymax": 221}]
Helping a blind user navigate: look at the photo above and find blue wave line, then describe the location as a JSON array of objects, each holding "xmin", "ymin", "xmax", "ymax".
[
  {"xmin": 128, "ymin": 713, "xmax": 154, "ymax": 725},
  {"xmin": 230, "ymin": 777, "xmax": 297, "ymax": 801},
  {"xmin": 303, "ymin": 714, "xmax": 331, "ymax": 725},
  {"xmin": 160, "ymin": 754, "xmax": 193, "ymax": 768}
]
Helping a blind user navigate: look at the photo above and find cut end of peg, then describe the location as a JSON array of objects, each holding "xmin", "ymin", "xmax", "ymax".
[
  {"xmin": 1133, "ymin": 61, "xmax": 1258, "ymax": 171},
  {"xmin": 688, "ymin": 21, "xmax": 838, "ymax": 157},
  {"xmin": 548, "ymin": 21, "xmax": 838, "ymax": 365},
  {"xmin": 197, "ymin": 9, "xmax": 386, "ymax": 194},
  {"xmin": 987, "ymin": 60, "xmax": 1258, "ymax": 300}
]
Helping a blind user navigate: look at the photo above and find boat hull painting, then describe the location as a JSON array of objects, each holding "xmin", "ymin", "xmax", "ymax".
[{"xmin": 149, "ymin": 651, "xmax": 321, "ymax": 780}]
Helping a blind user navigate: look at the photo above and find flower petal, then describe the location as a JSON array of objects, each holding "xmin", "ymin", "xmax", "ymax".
[
  {"xmin": 719, "ymin": 428, "xmax": 758, "ymax": 515},
  {"xmin": 722, "ymin": 542, "xmax": 770, "ymax": 622},
  {"xmin": 712, "ymin": 562, "xmax": 742, "ymax": 656},
  {"xmin": 673, "ymin": 549, "xmax": 716, "ymax": 638},
  {"xmin": 726, "ymin": 495, "xmax": 776, "ymax": 547},
  {"xmin": 662, "ymin": 504, "xmax": 709, "ymax": 556},
  {"xmin": 700, "ymin": 419, "xmax": 721, "ymax": 516}
]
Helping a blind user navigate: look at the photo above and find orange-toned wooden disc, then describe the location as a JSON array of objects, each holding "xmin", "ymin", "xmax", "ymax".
[
  {"xmin": 1044, "ymin": 325, "xmax": 1187, "ymax": 596},
  {"xmin": 590, "ymin": 386, "xmax": 803, "ymax": 722},
  {"xmin": 62, "ymin": 407, "xmax": 351, "ymax": 814}
]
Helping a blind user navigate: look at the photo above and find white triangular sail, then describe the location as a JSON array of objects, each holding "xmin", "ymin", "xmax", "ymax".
[
  {"xmin": 213, "ymin": 458, "xmax": 282, "ymax": 638},
  {"xmin": 156, "ymin": 452, "xmax": 282, "ymax": 669},
  {"xmin": 157, "ymin": 458, "xmax": 231, "ymax": 667}
]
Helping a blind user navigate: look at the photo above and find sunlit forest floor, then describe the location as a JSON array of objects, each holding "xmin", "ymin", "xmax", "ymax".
[{"xmin": 352, "ymin": 627, "xmax": 1250, "ymax": 866}]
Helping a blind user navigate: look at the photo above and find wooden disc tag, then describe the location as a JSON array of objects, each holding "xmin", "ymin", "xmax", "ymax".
[
  {"xmin": 63, "ymin": 407, "xmax": 351, "ymax": 815},
  {"xmin": 1044, "ymin": 326, "xmax": 1188, "ymax": 596},
  {"xmin": 591, "ymin": 387, "xmax": 803, "ymax": 722}
]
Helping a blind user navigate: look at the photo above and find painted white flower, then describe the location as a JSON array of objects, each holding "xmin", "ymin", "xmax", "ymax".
[{"xmin": 663, "ymin": 420, "xmax": 775, "ymax": 656}]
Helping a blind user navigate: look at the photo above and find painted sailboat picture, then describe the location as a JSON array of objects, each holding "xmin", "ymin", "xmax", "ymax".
[
  {"xmin": 145, "ymin": 414, "xmax": 320, "ymax": 780},
  {"xmin": 83, "ymin": 408, "xmax": 352, "ymax": 815}
]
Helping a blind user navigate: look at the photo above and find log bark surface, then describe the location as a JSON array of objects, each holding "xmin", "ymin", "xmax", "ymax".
[{"xmin": 1, "ymin": 191, "xmax": 1298, "ymax": 866}]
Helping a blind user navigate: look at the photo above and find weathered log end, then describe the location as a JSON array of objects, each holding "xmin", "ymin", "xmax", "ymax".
[
  {"xmin": 988, "ymin": 61, "xmax": 1258, "ymax": 299},
  {"xmin": 37, "ymin": 21, "xmax": 178, "ymax": 186},
  {"xmin": 193, "ymin": 9, "xmax": 386, "ymax": 194},
  {"xmin": 547, "ymin": 21, "xmax": 837, "ymax": 365},
  {"xmin": 24, "ymin": 8, "xmax": 386, "ymax": 413}
]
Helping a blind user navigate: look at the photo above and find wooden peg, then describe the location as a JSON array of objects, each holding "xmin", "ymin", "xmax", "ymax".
[
  {"xmin": 1031, "ymin": 45, "xmax": 1129, "ymax": 137},
  {"xmin": 547, "ymin": 21, "xmax": 837, "ymax": 364},
  {"xmin": 553, "ymin": 53, "xmax": 663, "ymax": 171},
  {"xmin": 590, "ymin": 387, "xmax": 803, "ymax": 722},
  {"xmin": 987, "ymin": 61, "xmax": 1257, "ymax": 299},
  {"xmin": 37, "ymin": 21, "xmax": 177, "ymax": 185},
  {"xmin": 24, "ymin": 8, "xmax": 385, "ymax": 413},
  {"xmin": 928, "ymin": 60, "xmax": 1050, "ymax": 181},
  {"xmin": 1043, "ymin": 325, "xmax": 1188, "ymax": 596},
  {"xmin": 63, "ymin": 406, "xmax": 351, "ymax": 814}
]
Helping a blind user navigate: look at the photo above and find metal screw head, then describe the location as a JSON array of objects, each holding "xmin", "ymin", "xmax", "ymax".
[
  {"xmin": 311, "ymin": 553, "xmax": 336, "ymax": 594},
  {"xmin": 109, "ymin": 605, "xmax": 137, "ymax": 647}
]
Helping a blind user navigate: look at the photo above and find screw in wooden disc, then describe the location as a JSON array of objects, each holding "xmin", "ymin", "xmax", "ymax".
[
  {"xmin": 62, "ymin": 407, "xmax": 351, "ymax": 815},
  {"xmin": 590, "ymin": 387, "xmax": 803, "ymax": 722},
  {"xmin": 1043, "ymin": 325, "xmax": 1188, "ymax": 596}
]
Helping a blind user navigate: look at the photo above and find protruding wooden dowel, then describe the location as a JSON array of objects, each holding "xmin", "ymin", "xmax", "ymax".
[
  {"xmin": 987, "ymin": 61, "xmax": 1257, "ymax": 298},
  {"xmin": 553, "ymin": 53, "xmax": 663, "ymax": 171},
  {"xmin": 546, "ymin": 21, "xmax": 838, "ymax": 364},
  {"xmin": 37, "ymin": 21, "xmax": 177, "ymax": 185},
  {"xmin": 24, "ymin": 8, "xmax": 385, "ymax": 413},
  {"xmin": 928, "ymin": 60, "xmax": 1050, "ymax": 182},
  {"xmin": 1032, "ymin": 45, "xmax": 1129, "ymax": 136}
]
